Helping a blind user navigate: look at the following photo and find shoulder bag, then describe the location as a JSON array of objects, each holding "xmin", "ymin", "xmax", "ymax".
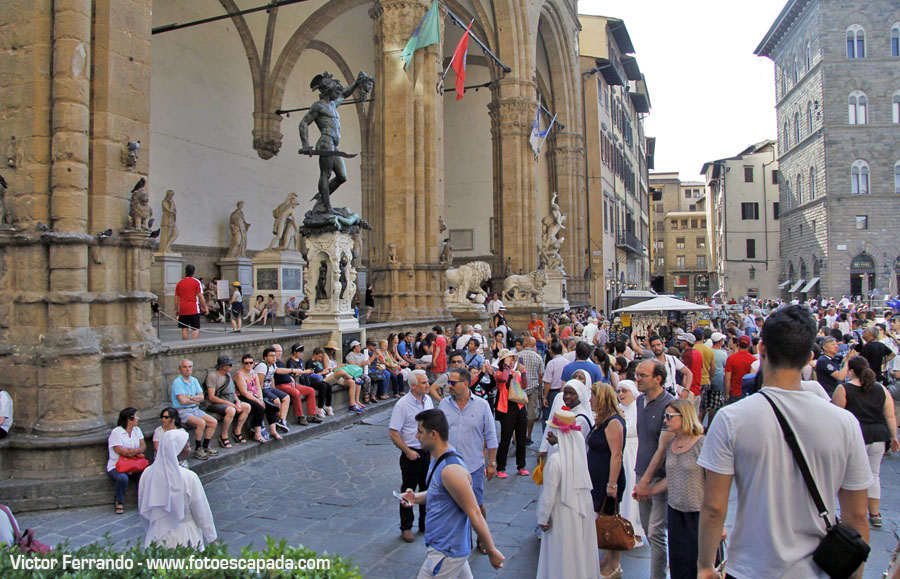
[
  {"xmin": 507, "ymin": 371, "xmax": 528, "ymax": 405},
  {"xmin": 760, "ymin": 392, "xmax": 870, "ymax": 578},
  {"xmin": 116, "ymin": 454, "xmax": 149, "ymax": 474},
  {"xmin": 595, "ymin": 496, "xmax": 635, "ymax": 551}
]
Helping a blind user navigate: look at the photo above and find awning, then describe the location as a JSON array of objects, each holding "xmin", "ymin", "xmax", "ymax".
[
  {"xmin": 788, "ymin": 279, "xmax": 806, "ymax": 293},
  {"xmin": 800, "ymin": 277, "xmax": 820, "ymax": 293},
  {"xmin": 778, "ymin": 280, "xmax": 791, "ymax": 289}
]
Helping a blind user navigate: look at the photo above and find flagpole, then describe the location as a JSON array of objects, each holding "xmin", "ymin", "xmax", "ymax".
[{"xmin": 534, "ymin": 114, "xmax": 557, "ymax": 160}]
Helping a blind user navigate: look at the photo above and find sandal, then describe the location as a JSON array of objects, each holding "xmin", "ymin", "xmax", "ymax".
[
  {"xmin": 254, "ymin": 434, "xmax": 268, "ymax": 444},
  {"xmin": 272, "ymin": 432, "xmax": 283, "ymax": 441},
  {"xmin": 233, "ymin": 431, "xmax": 247, "ymax": 444},
  {"xmin": 115, "ymin": 503, "xmax": 124, "ymax": 515},
  {"xmin": 218, "ymin": 436, "xmax": 232, "ymax": 449}
]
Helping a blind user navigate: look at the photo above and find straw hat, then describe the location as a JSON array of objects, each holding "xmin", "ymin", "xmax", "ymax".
[
  {"xmin": 324, "ymin": 340, "xmax": 339, "ymax": 350},
  {"xmin": 496, "ymin": 348, "xmax": 517, "ymax": 362},
  {"xmin": 550, "ymin": 408, "xmax": 577, "ymax": 428}
]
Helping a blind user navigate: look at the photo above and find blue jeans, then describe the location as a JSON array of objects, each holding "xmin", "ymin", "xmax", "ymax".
[{"xmin": 107, "ymin": 469, "xmax": 132, "ymax": 505}]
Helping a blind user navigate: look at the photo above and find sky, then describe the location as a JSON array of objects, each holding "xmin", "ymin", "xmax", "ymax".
[{"xmin": 579, "ymin": 0, "xmax": 790, "ymax": 182}]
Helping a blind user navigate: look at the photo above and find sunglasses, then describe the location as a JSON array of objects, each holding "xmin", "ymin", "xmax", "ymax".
[
  {"xmin": 243, "ymin": 360, "xmax": 254, "ymax": 365},
  {"xmin": 448, "ymin": 380, "xmax": 465, "ymax": 386},
  {"xmin": 161, "ymin": 414, "xmax": 171, "ymax": 420},
  {"xmin": 663, "ymin": 413, "xmax": 681, "ymax": 421}
]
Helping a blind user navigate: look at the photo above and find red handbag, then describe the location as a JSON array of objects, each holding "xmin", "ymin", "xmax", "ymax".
[{"xmin": 116, "ymin": 455, "xmax": 149, "ymax": 474}]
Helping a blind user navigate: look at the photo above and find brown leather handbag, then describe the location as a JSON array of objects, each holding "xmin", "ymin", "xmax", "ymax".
[{"xmin": 595, "ymin": 497, "xmax": 636, "ymax": 551}]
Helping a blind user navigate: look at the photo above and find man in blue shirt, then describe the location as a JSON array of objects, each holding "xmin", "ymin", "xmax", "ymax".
[
  {"xmin": 401, "ymin": 409, "xmax": 504, "ymax": 576},
  {"xmin": 389, "ymin": 370, "xmax": 433, "ymax": 542},
  {"xmin": 438, "ymin": 367, "xmax": 498, "ymax": 553},
  {"xmin": 171, "ymin": 358, "xmax": 219, "ymax": 460},
  {"xmin": 560, "ymin": 341, "xmax": 603, "ymax": 384}
]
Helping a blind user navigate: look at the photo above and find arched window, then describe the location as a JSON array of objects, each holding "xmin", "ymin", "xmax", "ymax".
[
  {"xmin": 894, "ymin": 92, "xmax": 900, "ymax": 124},
  {"xmin": 809, "ymin": 166, "xmax": 817, "ymax": 198},
  {"xmin": 807, "ymin": 40, "xmax": 812, "ymax": 69},
  {"xmin": 847, "ymin": 25, "xmax": 865, "ymax": 58},
  {"xmin": 794, "ymin": 111, "xmax": 801, "ymax": 142},
  {"xmin": 892, "ymin": 25, "xmax": 899, "ymax": 57},
  {"xmin": 895, "ymin": 161, "xmax": 900, "ymax": 194},
  {"xmin": 793, "ymin": 56, "xmax": 799, "ymax": 82},
  {"xmin": 851, "ymin": 160, "xmax": 870, "ymax": 194},
  {"xmin": 807, "ymin": 101, "xmax": 814, "ymax": 133},
  {"xmin": 848, "ymin": 91, "xmax": 867, "ymax": 124},
  {"xmin": 796, "ymin": 175, "xmax": 803, "ymax": 204},
  {"xmin": 783, "ymin": 121, "xmax": 790, "ymax": 149},
  {"xmin": 781, "ymin": 68, "xmax": 787, "ymax": 97}
]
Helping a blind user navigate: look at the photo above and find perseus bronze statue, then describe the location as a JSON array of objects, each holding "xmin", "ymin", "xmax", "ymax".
[{"xmin": 299, "ymin": 71, "xmax": 374, "ymax": 215}]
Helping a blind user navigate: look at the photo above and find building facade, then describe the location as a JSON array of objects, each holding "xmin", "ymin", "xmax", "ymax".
[
  {"xmin": 649, "ymin": 173, "xmax": 711, "ymax": 300},
  {"xmin": 581, "ymin": 15, "xmax": 653, "ymax": 312},
  {"xmin": 756, "ymin": 0, "xmax": 900, "ymax": 301},
  {"xmin": 0, "ymin": 0, "xmax": 593, "ymax": 488},
  {"xmin": 702, "ymin": 141, "xmax": 781, "ymax": 300}
]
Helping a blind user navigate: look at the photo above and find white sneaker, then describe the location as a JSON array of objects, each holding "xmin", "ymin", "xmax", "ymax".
[
  {"xmin": 316, "ymin": 408, "xmax": 326, "ymax": 418},
  {"xmin": 325, "ymin": 406, "xmax": 334, "ymax": 416}
]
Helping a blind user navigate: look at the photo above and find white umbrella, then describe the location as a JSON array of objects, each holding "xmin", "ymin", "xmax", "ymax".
[{"xmin": 613, "ymin": 295, "xmax": 712, "ymax": 313}]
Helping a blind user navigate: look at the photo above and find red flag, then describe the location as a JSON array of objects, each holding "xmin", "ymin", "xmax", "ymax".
[{"xmin": 450, "ymin": 21, "xmax": 473, "ymax": 100}]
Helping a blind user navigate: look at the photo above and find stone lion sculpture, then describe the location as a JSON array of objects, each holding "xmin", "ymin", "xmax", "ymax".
[
  {"xmin": 445, "ymin": 261, "xmax": 491, "ymax": 304},
  {"xmin": 503, "ymin": 269, "xmax": 548, "ymax": 303}
]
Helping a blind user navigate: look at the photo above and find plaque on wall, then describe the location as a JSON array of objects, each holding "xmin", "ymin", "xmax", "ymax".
[
  {"xmin": 256, "ymin": 268, "xmax": 278, "ymax": 290},
  {"xmin": 282, "ymin": 267, "xmax": 302, "ymax": 290}
]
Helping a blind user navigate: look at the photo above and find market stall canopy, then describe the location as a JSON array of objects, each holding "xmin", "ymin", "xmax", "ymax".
[{"xmin": 613, "ymin": 295, "xmax": 712, "ymax": 313}]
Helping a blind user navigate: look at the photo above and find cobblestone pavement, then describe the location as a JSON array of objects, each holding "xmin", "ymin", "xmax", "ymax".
[{"xmin": 17, "ymin": 406, "xmax": 900, "ymax": 577}]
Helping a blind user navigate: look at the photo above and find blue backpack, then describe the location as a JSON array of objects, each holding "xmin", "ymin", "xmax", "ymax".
[{"xmin": 740, "ymin": 371, "xmax": 763, "ymax": 398}]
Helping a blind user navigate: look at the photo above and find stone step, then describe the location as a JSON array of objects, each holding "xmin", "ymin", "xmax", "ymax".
[{"xmin": 0, "ymin": 397, "xmax": 398, "ymax": 514}]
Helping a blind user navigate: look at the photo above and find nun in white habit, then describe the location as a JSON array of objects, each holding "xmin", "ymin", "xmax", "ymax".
[
  {"xmin": 616, "ymin": 379, "xmax": 645, "ymax": 542},
  {"xmin": 536, "ymin": 409, "xmax": 599, "ymax": 579},
  {"xmin": 539, "ymin": 377, "xmax": 593, "ymax": 457},
  {"xmin": 138, "ymin": 428, "xmax": 217, "ymax": 549}
]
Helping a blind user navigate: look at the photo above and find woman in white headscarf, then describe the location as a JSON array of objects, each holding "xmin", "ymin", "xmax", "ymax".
[
  {"xmin": 616, "ymin": 379, "xmax": 645, "ymax": 545},
  {"xmin": 138, "ymin": 428, "xmax": 217, "ymax": 549},
  {"xmin": 536, "ymin": 409, "xmax": 599, "ymax": 579},
  {"xmin": 539, "ymin": 377, "xmax": 593, "ymax": 459}
]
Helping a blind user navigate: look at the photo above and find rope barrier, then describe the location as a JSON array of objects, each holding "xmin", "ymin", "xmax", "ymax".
[{"xmin": 155, "ymin": 307, "xmax": 269, "ymax": 334}]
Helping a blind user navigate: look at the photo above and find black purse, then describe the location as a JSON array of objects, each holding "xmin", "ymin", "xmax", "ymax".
[{"xmin": 760, "ymin": 392, "xmax": 870, "ymax": 579}]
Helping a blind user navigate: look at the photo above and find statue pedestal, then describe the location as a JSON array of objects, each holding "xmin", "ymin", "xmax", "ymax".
[
  {"xmin": 217, "ymin": 257, "xmax": 253, "ymax": 292},
  {"xmin": 151, "ymin": 252, "xmax": 185, "ymax": 313},
  {"xmin": 543, "ymin": 269, "xmax": 569, "ymax": 312},
  {"xmin": 250, "ymin": 250, "xmax": 306, "ymax": 317},
  {"xmin": 302, "ymin": 230, "xmax": 359, "ymax": 332}
]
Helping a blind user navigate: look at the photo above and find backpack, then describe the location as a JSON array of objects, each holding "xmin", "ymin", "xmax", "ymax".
[
  {"xmin": 741, "ymin": 371, "xmax": 764, "ymax": 398},
  {"xmin": 504, "ymin": 326, "xmax": 516, "ymax": 349}
]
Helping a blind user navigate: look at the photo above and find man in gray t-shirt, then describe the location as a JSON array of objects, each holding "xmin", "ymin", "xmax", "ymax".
[{"xmin": 631, "ymin": 359, "xmax": 675, "ymax": 579}]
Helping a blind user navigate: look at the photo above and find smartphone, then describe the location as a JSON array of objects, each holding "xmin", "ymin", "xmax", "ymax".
[{"xmin": 393, "ymin": 490, "xmax": 412, "ymax": 507}]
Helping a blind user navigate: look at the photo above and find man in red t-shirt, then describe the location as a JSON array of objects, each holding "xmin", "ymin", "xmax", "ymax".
[
  {"xmin": 724, "ymin": 335, "xmax": 756, "ymax": 402},
  {"xmin": 528, "ymin": 313, "xmax": 547, "ymax": 355},
  {"xmin": 174, "ymin": 264, "xmax": 207, "ymax": 341},
  {"xmin": 678, "ymin": 332, "xmax": 702, "ymax": 402},
  {"xmin": 431, "ymin": 325, "xmax": 447, "ymax": 375}
]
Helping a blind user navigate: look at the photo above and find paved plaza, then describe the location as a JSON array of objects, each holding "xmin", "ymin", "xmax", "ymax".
[{"xmin": 16, "ymin": 405, "xmax": 900, "ymax": 578}]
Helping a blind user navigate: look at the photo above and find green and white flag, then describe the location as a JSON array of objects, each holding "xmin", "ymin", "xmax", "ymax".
[{"xmin": 400, "ymin": 0, "xmax": 441, "ymax": 69}]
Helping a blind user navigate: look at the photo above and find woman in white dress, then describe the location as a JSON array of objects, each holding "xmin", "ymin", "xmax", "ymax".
[
  {"xmin": 616, "ymin": 379, "xmax": 645, "ymax": 546},
  {"xmin": 138, "ymin": 428, "xmax": 217, "ymax": 549},
  {"xmin": 536, "ymin": 409, "xmax": 599, "ymax": 579}
]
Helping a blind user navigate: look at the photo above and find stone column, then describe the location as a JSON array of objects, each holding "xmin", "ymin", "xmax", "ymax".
[
  {"xmin": 548, "ymin": 130, "xmax": 587, "ymax": 302},
  {"xmin": 489, "ymin": 79, "xmax": 539, "ymax": 277},
  {"xmin": 0, "ymin": 0, "xmax": 160, "ymax": 481},
  {"xmin": 369, "ymin": 0, "xmax": 445, "ymax": 322}
]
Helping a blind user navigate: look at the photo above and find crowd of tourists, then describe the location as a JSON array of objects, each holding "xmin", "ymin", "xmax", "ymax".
[
  {"xmin": 33, "ymin": 288, "xmax": 900, "ymax": 574},
  {"xmin": 387, "ymin": 293, "xmax": 899, "ymax": 577}
]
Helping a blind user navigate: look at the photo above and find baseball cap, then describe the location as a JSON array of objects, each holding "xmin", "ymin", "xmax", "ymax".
[
  {"xmin": 711, "ymin": 332, "xmax": 725, "ymax": 343},
  {"xmin": 677, "ymin": 332, "xmax": 696, "ymax": 345},
  {"xmin": 215, "ymin": 355, "xmax": 236, "ymax": 369},
  {"xmin": 499, "ymin": 305, "xmax": 506, "ymax": 311},
  {"xmin": 290, "ymin": 342, "xmax": 305, "ymax": 353},
  {"xmin": 738, "ymin": 335, "xmax": 751, "ymax": 347},
  {"xmin": 474, "ymin": 324, "xmax": 482, "ymax": 331},
  {"xmin": 349, "ymin": 340, "xmax": 361, "ymax": 348}
]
